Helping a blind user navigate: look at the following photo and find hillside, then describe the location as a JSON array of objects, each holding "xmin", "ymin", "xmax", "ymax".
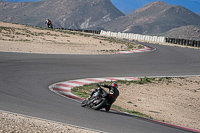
[
  {"xmin": 0, "ymin": 0, "xmax": 124, "ymax": 28},
  {"xmin": 99, "ymin": 1, "xmax": 200, "ymax": 40},
  {"xmin": 161, "ymin": 25, "xmax": 200, "ymax": 41},
  {"xmin": 1, "ymin": 0, "xmax": 200, "ymax": 40}
]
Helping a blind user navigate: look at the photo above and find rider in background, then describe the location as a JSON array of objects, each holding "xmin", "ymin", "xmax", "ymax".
[
  {"xmin": 99, "ymin": 83, "xmax": 119, "ymax": 112},
  {"xmin": 45, "ymin": 18, "xmax": 53, "ymax": 28}
]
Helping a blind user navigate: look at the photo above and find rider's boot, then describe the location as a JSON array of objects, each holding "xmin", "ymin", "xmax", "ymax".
[{"xmin": 105, "ymin": 104, "xmax": 111, "ymax": 112}]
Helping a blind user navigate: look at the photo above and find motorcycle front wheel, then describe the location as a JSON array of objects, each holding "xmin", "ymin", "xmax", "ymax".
[
  {"xmin": 81, "ymin": 100, "xmax": 87, "ymax": 107},
  {"xmin": 91, "ymin": 98, "xmax": 107, "ymax": 110}
]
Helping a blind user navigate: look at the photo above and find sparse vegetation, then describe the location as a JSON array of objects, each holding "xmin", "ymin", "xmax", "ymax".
[
  {"xmin": 94, "ymin": 36, "xmax": 144, "ymax": 51},
  {"xmin": 127, "ymin": 101, "xmax": 132, "ymax": 104},
  {"xmin": 1, "ymin": 23, "xmax": 144, "ymax": 54},
  {"xmin": 71, "ymin": 76, "xmax": 200, "ymax": 129},
  {"xmin": 111, "ymin": 105, "xmax": 152, "ymax": 119},
  {"xmin": 71, "ymin": 77, "xmax": 165, "ymax": 118},
  {"xmin": 71, "ymin": 79, "xmax": 153, "ymax": 119},
  {"xmin": 0, "ymin": 25, "xmax": 70, "ymax": 43}
]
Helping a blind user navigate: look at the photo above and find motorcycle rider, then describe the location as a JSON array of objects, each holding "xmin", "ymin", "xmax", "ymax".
[
  {"xmin": 90, "ymin": 83, "xmax": 119, "ymax": 112},
  {"xmin": 45, "ymin": 18, "xmax": 53, "ymax": 28}
]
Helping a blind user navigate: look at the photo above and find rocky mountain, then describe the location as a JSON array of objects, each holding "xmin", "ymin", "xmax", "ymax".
[
  {"xmin": 1, "ymin": 0, "xmax": 200, "ymax": 40},
  {"xmin": 0, "ymin": 0, "xmax": 124, "ymax": 28},
  {"xmin": 161, "ymin": 25, "xmax": 200, "ymax": 41},
  {"xmin": 99, "ymin": 1, "xmax": 200, "ymax": 38}
]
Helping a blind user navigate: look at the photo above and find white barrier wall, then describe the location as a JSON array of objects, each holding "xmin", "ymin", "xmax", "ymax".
[{"xmin": 100, "ymin": 30, "xmax": 166, "ymax": 43}]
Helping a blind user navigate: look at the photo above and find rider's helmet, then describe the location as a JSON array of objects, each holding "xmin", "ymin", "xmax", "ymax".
[{"xmin": 112, "ymin": 83, "xmax": 118, "ymax": 88}]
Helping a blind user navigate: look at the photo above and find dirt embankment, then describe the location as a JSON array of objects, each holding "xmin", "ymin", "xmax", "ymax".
[{"xmin": 0, "ymin": 21, "xmax": 141, "ymax": 54}]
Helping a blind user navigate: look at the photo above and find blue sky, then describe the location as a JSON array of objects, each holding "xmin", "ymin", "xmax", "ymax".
[
  {"xmin": 2, "ymin": 0, "xmax": 200, "ymax": 14},
  {"xmin": 111, "ymin": 0, "xmax": 200, "ymax": 14}
]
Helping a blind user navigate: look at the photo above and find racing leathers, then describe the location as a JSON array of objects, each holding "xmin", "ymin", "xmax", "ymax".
[{"xmin": 99, "ymin": 84, "xmax": 119, "ymax": 111}]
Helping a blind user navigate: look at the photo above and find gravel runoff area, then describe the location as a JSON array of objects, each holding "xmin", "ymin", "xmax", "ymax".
[
  {"xmin": 0, "ymin": 22, "xmax": 200, "ymax": 132},
  {"xmin": 0, "ymin": 111, "xmax": 100, "ymax": 133}
]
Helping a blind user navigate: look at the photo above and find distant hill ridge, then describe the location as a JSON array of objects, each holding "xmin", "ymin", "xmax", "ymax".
[
  {"xmin": 98, "ymin": 1, "xmax": 200, "ymax": 40},
  {"xmin": 0, "ymin": 0, "xmax": 124, "ymax": 28},
  {"xmin": 0, "ymin": 0, "xmax": 200, "ymax": 40}
]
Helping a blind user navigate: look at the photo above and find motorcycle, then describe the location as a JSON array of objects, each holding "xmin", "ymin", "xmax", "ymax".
[
  {"xmin": 81, "ymin": 85, "xmax": 110, "ymax": 110},
  {"xmin": 48, "ymin": 23, "xmax": 53, "ymax": 29}
]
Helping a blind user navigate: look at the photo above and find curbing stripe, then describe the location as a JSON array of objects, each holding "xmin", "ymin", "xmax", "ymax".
[
  {"xmin": 52, "ymin": 87, "xmax": 70, "ymax": 92},
  {"xmin": 116, "ymin": 45, "xmax": 156, "ymax": 54},
  {"xmin": 49, "ymin": 77, "xmax": 139, "ymax": 101},
  {"xmin": 68, "ymin": 81, "xmax": 86, "ymax": 85},
  {"xmin": 62, "ymin": 94, "xmax": 85, "ymax": 101},
  {"xmin": 84, "ymin": 79, "xmax": 105, "ymax": 82},
  {"xmin": 56, "ymin": 83, "xmax": 75, "ymax": 88}
]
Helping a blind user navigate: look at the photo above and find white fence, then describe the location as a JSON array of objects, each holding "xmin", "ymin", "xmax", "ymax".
[{"xmin": 100, "ymin": 30, "xmax": 166, "ymax": 43}]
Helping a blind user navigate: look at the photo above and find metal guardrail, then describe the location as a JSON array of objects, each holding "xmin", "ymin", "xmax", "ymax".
[
  {"xmin": 165, "ymin": 38, "xmax": 200, "ymax": 47},
  {"xmin": 53, "ymin": 28, "xmax": 200, "ymax": 48},
  {"xmin": 54, "ymin": 28, "xmax": 101, "ymax": 34}
]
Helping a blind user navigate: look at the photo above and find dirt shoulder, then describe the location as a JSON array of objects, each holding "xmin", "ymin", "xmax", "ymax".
[
  {"xmin": 0, "ymin": 21, "xmax": 142, "ymax": 54},
  {"xmin": 0, "ymin": 22, "xmax": 200, "ymax": 132},
  {"xmin": 115, "ymin": 77, "xmax": 200, "ymax": 130},
  {"xmin": 0, "ymin": 111, "xmax": 100, "ymax": 133}
]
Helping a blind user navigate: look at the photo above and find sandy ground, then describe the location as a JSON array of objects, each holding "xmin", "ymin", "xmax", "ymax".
[
  {"xmin": 115, "ymin": 77, "xmax": 200, "ymax": 130},
  {"xmin": 0, "ymin": 111, "xmax": 100, "ymax": 133},
  {"xmin": 0, "ymin": 22, "xmax": 200, "ymax": 132},
  {"xmin": 0, "ymin": 22, "xmax": 141, "ymax": 54}
]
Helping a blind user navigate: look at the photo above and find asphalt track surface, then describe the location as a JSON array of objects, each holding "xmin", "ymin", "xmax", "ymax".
[{"xmin": 0, "ymin": 42, "xmax": 200, "ymax": 133}]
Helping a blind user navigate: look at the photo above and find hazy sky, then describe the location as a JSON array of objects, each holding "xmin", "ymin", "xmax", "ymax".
[{"xmin": 2, "ymin": 0, "xmax": 200, "ymax": 14}]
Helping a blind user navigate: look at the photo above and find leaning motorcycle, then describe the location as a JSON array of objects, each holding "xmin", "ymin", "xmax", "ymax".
[{"xmin": 81, "ymin": 85, "xmax": 109, "ymax": 110}]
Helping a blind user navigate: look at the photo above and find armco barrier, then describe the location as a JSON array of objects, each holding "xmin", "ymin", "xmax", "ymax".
[
  {"xmin": 100, "ymin": 30, "xmax": 200, "ymax": 48},
  {"xmin": 53, "ymin": 28, "xmax": 199, "ymax": 48},
  {"xmin": 165, "ymin": 38, "xmax": 200, "ymax": 47},
  {"xmin": 54, "ymin": 28, "xmax": 101, "ymax": 34}
]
